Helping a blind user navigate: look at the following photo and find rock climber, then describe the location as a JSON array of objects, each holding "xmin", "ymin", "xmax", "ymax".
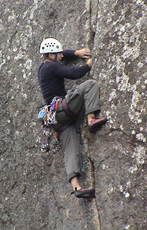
[{"xmin": 38, "ymin": 38, "xmax": 107, "ymax": 198}]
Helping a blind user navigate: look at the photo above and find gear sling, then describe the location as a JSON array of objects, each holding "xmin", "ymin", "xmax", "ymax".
[{"xmin": 38, "ymin": 96, "xmax": 75, "ymax": 152}]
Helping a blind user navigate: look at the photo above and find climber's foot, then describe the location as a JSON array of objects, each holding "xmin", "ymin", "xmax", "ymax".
[
  {"xmin": 88, "ymin": 117, "xmax": 107, "ymax": 133},
  {"xmin": 71, "ymin": 187, "xmax": 95, "ymax": 198}
]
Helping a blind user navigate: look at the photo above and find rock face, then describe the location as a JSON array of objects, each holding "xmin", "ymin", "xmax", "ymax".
[{"xmin": 0, "ymin": 0, "xmax": 147, "ymax": 230}]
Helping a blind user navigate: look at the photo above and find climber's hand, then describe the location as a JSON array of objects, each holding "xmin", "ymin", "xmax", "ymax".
[
  {"xmin": 87, "ymin": 58, "xmax": 92, "ymax": 68},
  {"xmin": 74, "ymin": 48, "xmax": 91, "ymax": 59}
]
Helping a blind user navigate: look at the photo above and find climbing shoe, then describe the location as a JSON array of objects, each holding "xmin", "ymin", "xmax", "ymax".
[
  {"xmin": 71, "ymin": 187, "xmax": 96, "ymax": 198},
  {"xmin": 88, "ymin": 117, "xmax": 107, "ymax": 133}
]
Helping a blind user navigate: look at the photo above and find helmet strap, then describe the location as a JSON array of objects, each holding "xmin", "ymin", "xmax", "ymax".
[{"xmin": 54, "ymin": 53, "xmax": 57, "ymax": 62}]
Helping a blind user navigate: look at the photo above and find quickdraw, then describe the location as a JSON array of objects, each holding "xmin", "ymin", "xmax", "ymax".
[
  {"xmin": 38, "ymin": 97, "xmax": 60, "ymax": 125},
  {"xmin": 48, "ymin": 97, "xmax": 59, "ymax": 124},
  {"xmin": 38, "ymin": 97, "xmax": 60, "ymax": 152}
]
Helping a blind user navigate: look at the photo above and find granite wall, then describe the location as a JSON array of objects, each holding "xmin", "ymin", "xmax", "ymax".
[{"xmin": 0, "ymin": 0, "xmax": 147, "ymax": 229}]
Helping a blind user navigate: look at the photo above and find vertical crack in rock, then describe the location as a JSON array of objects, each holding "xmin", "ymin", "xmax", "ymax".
[
  {"xmin": 85, "ymin": 136, "xmax": 101, "ymax": 230},
  {"xmin": 9, "ymin": 31, "xmax": 18, "ymax": 49},
  {"xmin": 85, "ymin": 0, "xmax": 97, "ymax": 50},
  {"xmin": 80, "ymin": 1, "xmax": 102, "ymax": 229}
]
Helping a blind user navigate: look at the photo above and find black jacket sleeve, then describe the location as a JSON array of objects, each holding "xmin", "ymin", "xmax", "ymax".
[
  {"xmin": 53, "ymin": 62, "xmax": 91, "ymax": 80},
  {"xmin": 62, "ymin": 50, "xmax": 76, "ymax": 61}
]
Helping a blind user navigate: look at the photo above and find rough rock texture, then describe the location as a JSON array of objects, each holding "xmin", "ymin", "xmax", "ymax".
[{"xmin": 0, "ymin": 0, "xmax": 147, "ymax": 230}]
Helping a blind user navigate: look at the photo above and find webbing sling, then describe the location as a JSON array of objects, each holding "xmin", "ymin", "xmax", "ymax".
[
  {"xmin": 62, "ymin": 98, "xmax": 75, "ymax": 119},
  {"xmin": 55, "ymin": 125, "xmax": 70, "ymax": 138},
  {"xmin": 55, "ymin": 98, "xmax": 75, "ymax": 137}
]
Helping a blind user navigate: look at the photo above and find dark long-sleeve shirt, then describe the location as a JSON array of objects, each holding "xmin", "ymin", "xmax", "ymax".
[{"xmin": 38, "ymin": 50, "xmax": 90, "ymax": 105}]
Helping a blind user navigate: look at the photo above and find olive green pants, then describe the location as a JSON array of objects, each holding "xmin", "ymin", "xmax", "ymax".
[{"xmin": 56, "ymin": 80, "xmax": 100, "ymax": 182}]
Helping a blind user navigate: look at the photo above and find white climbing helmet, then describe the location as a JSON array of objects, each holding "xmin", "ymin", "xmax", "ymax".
[{"xmin": 40, "ymin": 38, "xmax": 63, "ymax": 54}]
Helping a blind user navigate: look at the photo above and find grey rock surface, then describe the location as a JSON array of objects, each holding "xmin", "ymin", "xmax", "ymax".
[{"xmin": 0, "ymin": 0, "xmax": 147, "ymax": 230}]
